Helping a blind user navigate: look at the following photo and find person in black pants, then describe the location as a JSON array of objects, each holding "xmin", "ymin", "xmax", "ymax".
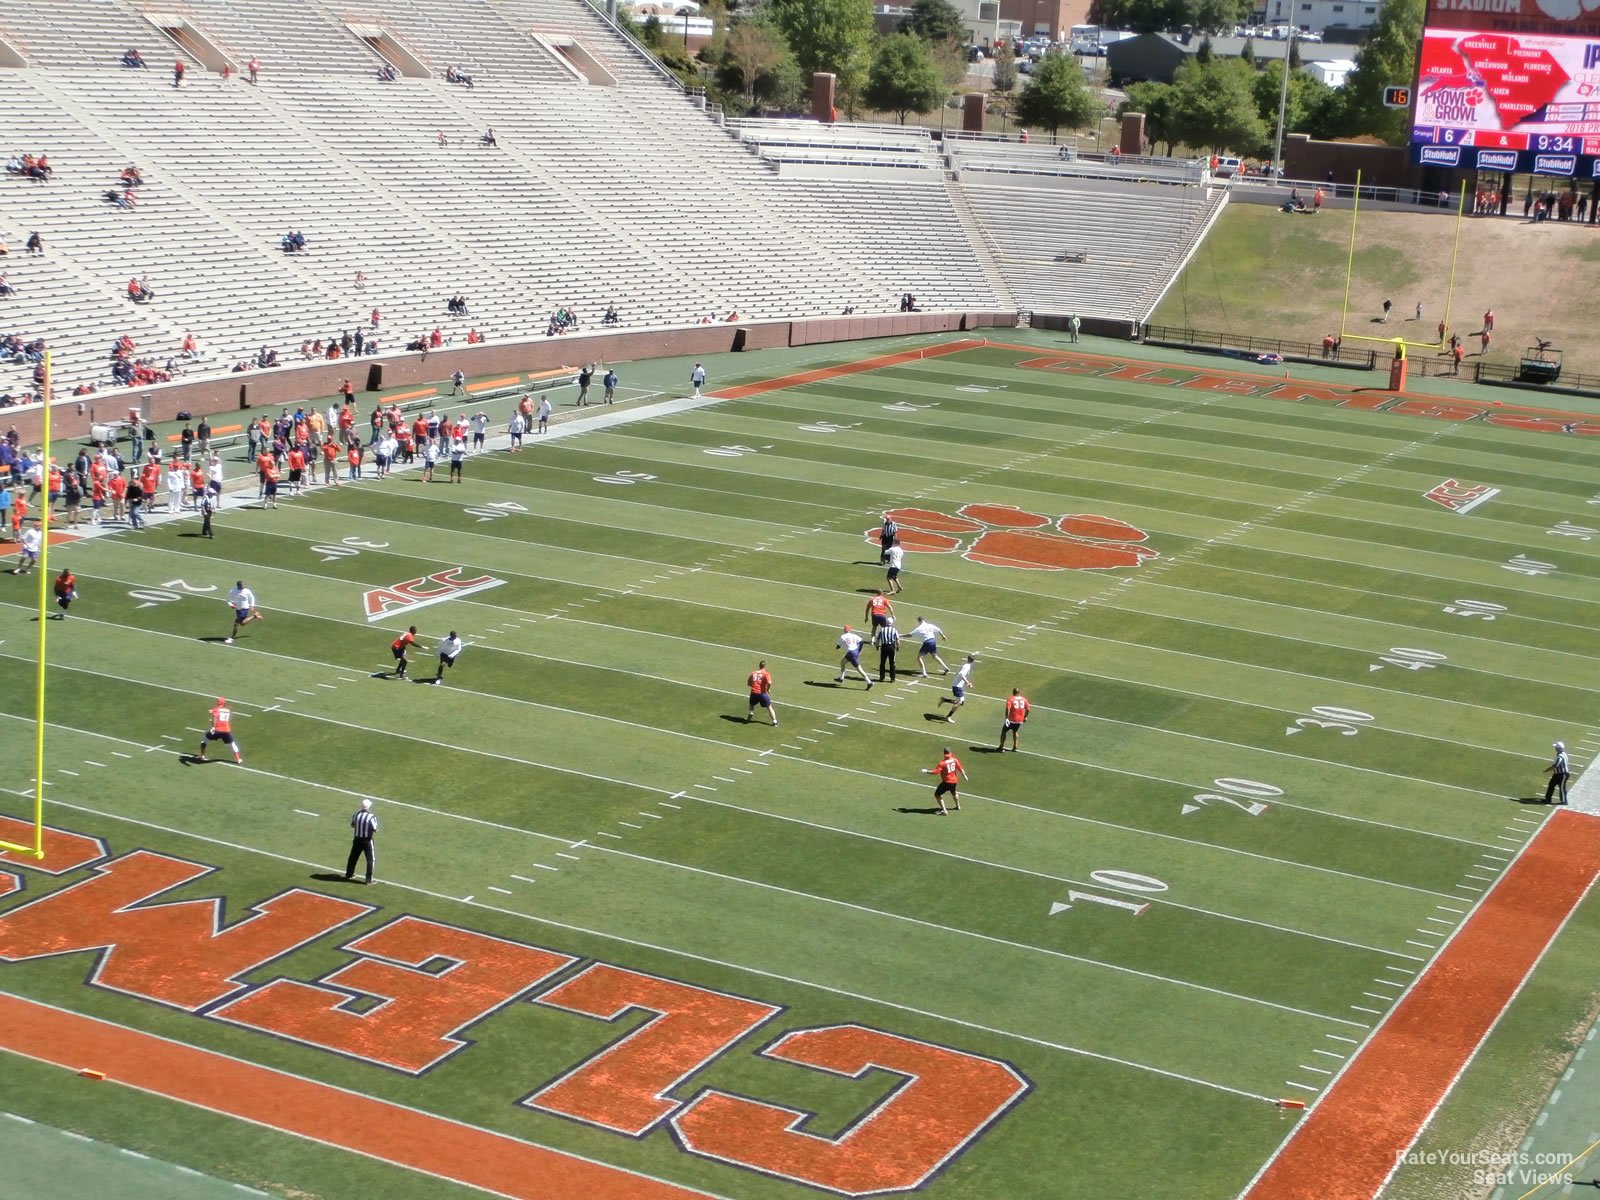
[
  {"xmin": 1545, "ymin": 742, "xmax": 1570, "ymax": 805},
  {"xmin": 874, "ymin": 615, "xmax": 900, "ymax": 682},
  {"xmin": 345, "ymin": 798, "xmax": 378, "ymax": 883}
]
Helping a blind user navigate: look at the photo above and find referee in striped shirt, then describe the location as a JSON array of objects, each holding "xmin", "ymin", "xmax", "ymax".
[
  {"xmin": 874, "ymin": 615, "xmax": 901, "ymax": 682},
  {"xmin": 345, "ymin": 798, "xmax": 378, "ymax": 884}
]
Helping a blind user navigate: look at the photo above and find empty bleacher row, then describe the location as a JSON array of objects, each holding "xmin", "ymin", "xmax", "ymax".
[{"xmin": 963, "ymin": 183, "xmax": 1225, "ymax": 322}]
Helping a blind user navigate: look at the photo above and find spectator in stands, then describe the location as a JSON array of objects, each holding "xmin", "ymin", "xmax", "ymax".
[
  {"xmin": 221, "ymin": 62, "xmax": 232, "ymax": 82},
  {"xmin": 602, "ymin": 304, "xmax": 620, "ymax": 325},
  {"xmin": 248, "ymin": 57, "xmax": 260, "ymax": 84},
  {"xmin": 429, "ymin": 327, "xmax": 443, "ymax": 349},
  {"xmin": 377, "ymin": 63, "xmax": 397, "ymax": 82},
  {"xmin": 438, "ymin": 130, "xmax": 449, "ymax": 148},
  {"xmin": 128, "ymin": 275, "xmax": 154, "ymax": 303},
  {"xmin": 174, "ymin": 60, "xmax": 186, "ymax": 87},
  {"xmin": 180, "ymin": 331, "xmax": 199, "ymax": 359},
  {"xmin": 0, "ymin": 275, "xmax": 13, "ymax": 299},
  {"xmin": 341, "ymin": 330, "xmax": 354, "ymax": 357},
  {"xmin": 123, "ymin": 49, "xmax": 146, "ymax": 68},
  {"xmin": 121, "ymin": 165, "xmax": 144, "ymax": 187},
  {"xmin": 354, "ymin": 327, "xmax": 364, "ymax": 355},
  {"xmin": 26, "ymin": 232, "xmax": 42, "ymax": 255},
  {"xmin": 370, "ymin": 307, "xmax": 381, "ymax": 328},
  {"xmin": 4, "ymin": 154, "xmax": 21, "ymax": 176},
  {"xmin": 25, "ymin": 154, "xmax": 51, "ymax": 181}
]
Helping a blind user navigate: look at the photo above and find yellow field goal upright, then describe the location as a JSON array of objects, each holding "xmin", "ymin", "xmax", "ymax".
[
  {"xmin": 1337, "ymin": 171, "xmax": 1469, "ymax": 352},
  {"xmin": 3, "ymin": 350, "xmax": 54, "ymax": 861}
]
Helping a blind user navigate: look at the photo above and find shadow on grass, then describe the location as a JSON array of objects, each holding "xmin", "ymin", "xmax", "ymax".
[
  {"xmin": 895, "ymin": 806, "xmax": 950, "ymax": 816},
  {"xmin": 1513, "ymin": 796, "xmax": 1557, "ymax": 805},
  {"xmin": 922, "ymin": 712, "xmax": 955, "ymax": 722},
  {"xmin": 197, "ymin": 635, "xmax": 233, "ymax": 643}
]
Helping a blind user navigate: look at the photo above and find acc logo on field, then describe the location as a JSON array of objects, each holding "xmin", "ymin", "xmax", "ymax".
[
  {"xmin": 1424, "ymin": 479, "xmax": 1500, "ymax": 514},
  {"xmin": 363, "ymin": 568, "xmax": 504, "ymax": 621}
]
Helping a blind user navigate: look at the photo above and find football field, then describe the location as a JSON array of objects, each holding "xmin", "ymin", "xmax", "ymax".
[{"xmin": 3, "ymin": 335, "xmax": 1600, "ymax": 1200}]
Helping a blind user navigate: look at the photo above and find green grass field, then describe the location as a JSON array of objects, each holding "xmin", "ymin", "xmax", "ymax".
[{"xmin": 3, "ymin": 333, "xmax": 1599, "ymax": 1200}]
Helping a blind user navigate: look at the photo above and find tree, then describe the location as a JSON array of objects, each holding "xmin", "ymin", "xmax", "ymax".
[
  {"xmin": 1287, "ymin": 36, "xmax": 1301, "ymax": 69},
  {"xmin": 769, "ymin": 0, "xmax": 876, "ymax": 112},
  {"xmin": 1251, "ymin": 60, "xmax": 1337, "ymax": 143},
  {"xmin": 1338, "ymin": 0, "xmax": 1422, "ymax": 145},
  {"xmin": 1120, "ymin": 80, "xmax": 1176, "ymax": 153},
  {"xmin": 1195, "ymin": 34, "xmax": 1213, "ymax": 64},
  {"xmin": 992, "ymin": 43, "xmax": 1018, "ymax": 94},
  {"xmin": 722, "ymin": 15, "xmax": 788, "ymax": 103},
  {"xmin": 899, "ymin": 0, "xmax": 965, "ymax": 45},
  {"xmin": 1166, "ymin": 56, "xmax": 1266, "ymax": 152},
  {"xmin": 863, "ymin": 32, "xmax": 947, "ymax": 122},
  {"xmin": 1013, "ymin": 52, "xmax": 1098, "ymax": 138},
  {"xmin": 1238, "ymin": 36, "xmax": 1254, "ymax": 66}
]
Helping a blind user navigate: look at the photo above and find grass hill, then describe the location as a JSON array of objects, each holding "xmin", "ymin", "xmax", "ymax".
[{"xmin": 1152, "ymin": 201, "xmax": 1600, "ymax": 376}]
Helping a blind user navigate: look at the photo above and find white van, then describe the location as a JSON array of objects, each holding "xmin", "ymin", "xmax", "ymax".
[{"xmin": 1213, "ymin": 156, "xmax": 1241, "ymax": 177}]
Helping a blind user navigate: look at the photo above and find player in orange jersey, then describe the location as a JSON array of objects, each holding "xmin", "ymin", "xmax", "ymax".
[
  {"xmin": 389, "ymin": 626, "xmax": 417, "ymax": 679},
  {"xmin": 196, "ymin": 698, "xmax": 243, "ymax": 764},
  {"xmin": 922, "ymin": 748, "xmax": 967, "ymax": 815},
  {"xmin": 745, "ymin": 660, "xmax": 778, "ymax": 726},
  {"xmin": 998, "ymin": 688, "xmax": 1030, "ymax": 752}
]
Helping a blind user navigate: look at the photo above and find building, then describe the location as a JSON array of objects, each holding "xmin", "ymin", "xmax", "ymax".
[
  {"xmin": 1258, "ymin": 0, "xmax": 1381, "ymax": 36},
  {"xmin": 1105, "ymin": 31, "xmax": 1364, "ymax": 86},
  {"xmin": 875, "ymin": 0, "xmax": 1003, "ymax": 47},
  {"xmin": 999, "ymin": 0, "xmax": 1091, "ymax": 41}
]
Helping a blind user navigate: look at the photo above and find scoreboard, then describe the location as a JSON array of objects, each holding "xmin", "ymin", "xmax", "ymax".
[{"xmin": 1409, "ymin": 4, "xmax": 1600, "ymax": 175}]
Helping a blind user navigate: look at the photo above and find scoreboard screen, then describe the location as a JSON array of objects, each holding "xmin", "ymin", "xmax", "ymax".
[{"xmin": 1410, "ymin": 0, "xmax": 1600, "ymax": 174}]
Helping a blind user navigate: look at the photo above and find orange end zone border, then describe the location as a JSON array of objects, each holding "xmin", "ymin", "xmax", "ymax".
[
  {"xmin": 1242, "ymin": 808, "xmax": 1600, "ymax": 1200},
  {"xmin": 0, "ymin": 991, "xmax": 721, "ymax": 1200},
  {"xmin": 714, "ymin": 340, "xmax": 981, "ymax": 401}
]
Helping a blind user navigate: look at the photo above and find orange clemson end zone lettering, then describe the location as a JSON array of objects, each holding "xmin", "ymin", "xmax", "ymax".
[{"xmin": 869, "ymin": 504, "xmax": 1157, "ymax": 571}]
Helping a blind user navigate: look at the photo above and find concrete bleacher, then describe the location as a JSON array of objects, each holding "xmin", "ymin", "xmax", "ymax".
[
  {"xmin": 729, "ymin": 119, "xmax": 941, "ymax": 173},
  {"xmin": 0, "ymin": 0, "xmax": 1238, "ymax": 398},
  {"xmin": 775, "ymin": 179, "xmax": 999, "ymax": 312},
  {"xmin": 961, "ymin": 181, "xmax": 1226, "ymax": 323},
  {"xmin": 945, "ymin": 136, "xmax": 1209, "ymax": 188}
]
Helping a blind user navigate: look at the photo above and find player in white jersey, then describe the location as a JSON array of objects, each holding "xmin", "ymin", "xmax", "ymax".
[
  {"xmin": 937, "ymin": 655, "xmax": 975, "ymax": 721},
  {"xmin": 433, "ymin": 631, "xmax": 464, "ymax": 683},
  {"xmin": 834, "ymin": 625, "xmax": 872, "ymax": 688},
  {"xmin": 225, "ymin": 581, "xmax": 262, "ymax": 644},
  {"xmin": 906, "ymin": 616, "xmax": 949, "ymax": 675}
]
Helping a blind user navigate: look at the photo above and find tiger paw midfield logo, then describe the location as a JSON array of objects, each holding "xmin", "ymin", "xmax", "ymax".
[{"xmin": 872, "ymin": 504, "xmax": 1158, "ymax": 571}]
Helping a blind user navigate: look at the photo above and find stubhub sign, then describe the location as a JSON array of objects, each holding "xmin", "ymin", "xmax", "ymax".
[
  {"xmin": 1535, "ymin": 153, "xmax": 1577, "ymax": 175},
  {"xmin": 1420, "ymin": 145, "xmax": 1463, "ymax": 166},
  {"xmin": 1476, "ymin": 149, "xmax": 1519, "ymax": 170}
]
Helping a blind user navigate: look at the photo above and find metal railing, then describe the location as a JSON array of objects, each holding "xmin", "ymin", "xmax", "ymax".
[
  {"xmin": 1141, "ymin": 324, "xmax": 1377, "ymax": 368},
  {"xmin": 1479, "ymin": 359, "xmax": 1600, "ymax": 396},
  {"xmin": 1228, "ymin": 174, "xmax": 1464, "ymax": 209}
]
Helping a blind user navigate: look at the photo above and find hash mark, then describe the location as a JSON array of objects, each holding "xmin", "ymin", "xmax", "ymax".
[
  {"xmin": 488, "ymin": 886, "xmax": 512, "ymax": 895},
  {"xmin": 510, "ymin": 874, "xmax": 539, "ymax": 883},
  {"xmin": 619, "ymin": 821, "xmax": 643, "ymax": 829},
  {"xmin": 292, "ymin": 810, "xmax": 319, "ymax": 818}
]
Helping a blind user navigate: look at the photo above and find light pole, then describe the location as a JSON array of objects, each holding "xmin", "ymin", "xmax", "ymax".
[{"xmin": 1271, "ymin": 28, "xmax": 1296, "ymax": 180}]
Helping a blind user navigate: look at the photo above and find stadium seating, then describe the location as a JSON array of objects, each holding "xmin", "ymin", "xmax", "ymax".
[
  {"xmin": 0, "ymin": 0, "xmax": 1228, "ymax": 400},
  {"xmin": 960, "ymin": 182, "xmax": 1227, "ymax": 323}
]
